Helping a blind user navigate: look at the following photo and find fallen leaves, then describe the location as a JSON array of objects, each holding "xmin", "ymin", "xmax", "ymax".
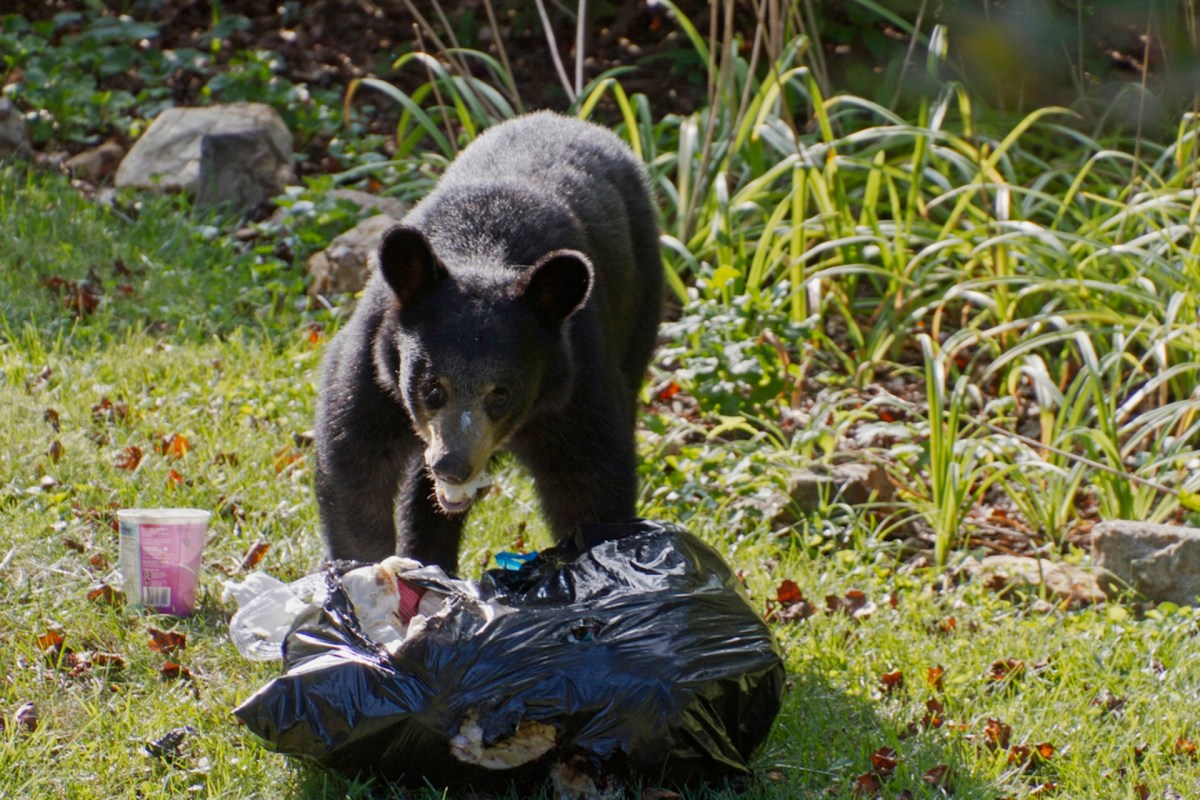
[
  {"xmin": 879, "ymin": 669, "xmax": 904, "ymax": 694},
  {"xmin": 987, "ymin": 657, "xmax": 1026, "ymax": 683},
  {"xmin": 869, "ymin": 746, "xmax": 899, "ymax": 775},
  {"xmin": 272, "ymin": 445, "xmax": 305, "ymax": 474},
  {"xmin": 1173, "ymin": 737, "xmax": 1198, "ymax": 758},
  {"xmin": 40, "ymin": 262, "xmax": 138, "ymax": 318},
  {"xmin": 146, "ymin": 626, "xmax": 187, "ymax": 656},
  {"xmin": 42, "ymin": 274, "xmax": 102, "ymax": 317},
  {"xmin": 825, "ymin": 589, "xmax": 876, "ymax": 620},
  {"xmin": 850, "ymin": 747, "xmax": 950, "ymax": 797},
  {"xmin": 91, "ymin": 396, "xmax": 131, "ymax": 425},
  {"xmin": 156, "ymin": 432, "xmax": 191, "ymax": 458},
  {"xmin": 1008, "ymin": 741, "xmax": 1056, "ymax": 770},
  {"xmin": 764, "ymin": 579, "xmax": 815, "ymax": 623},
  {"xmin": 115, "ymin": 445, "xmax": 143, "ymax": 471},
  {"xmin": 926, "ymin": 665, "xmax": 945, "ymax": 692},
  {"xmin": 86, "ymin": 583, "xmax": 125, "ymax": 606},
  {"xmin": 237, "ymin": 540, "xmax": 271, "ymax": 572},
  {"xmin": 765, "ymin": 581, "xmax": 884, "ymax": 624},
  {"xmin": 34, "ymin": 626, "xmax": 127, "ymax": 680},
  {"xmin": 36, "ymin": 627, "xmax": 67, "ymax": 655},
  {"xmin": 984, "ymin": 717, "xmax": 1013, "ymax": 750}
]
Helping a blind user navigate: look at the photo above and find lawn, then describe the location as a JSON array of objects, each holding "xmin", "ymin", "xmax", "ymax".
[{"xmin": 2, "ymin": 4, "xmax": 1200, "ymax": 799}]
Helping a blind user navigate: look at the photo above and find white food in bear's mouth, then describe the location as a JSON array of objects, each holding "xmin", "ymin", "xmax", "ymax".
[{"xmin": 435, "ymin": 470, "xmax": 492, "ymax": 508}]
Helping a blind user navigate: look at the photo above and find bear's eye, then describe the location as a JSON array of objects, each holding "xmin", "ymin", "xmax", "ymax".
[
  {"xmin": 422, "ymin": 380, "xmax": 448, "ymax": 409},
  {"xmin": 485, "ymin": 386, "xmax": 509, "ymax": 415}
]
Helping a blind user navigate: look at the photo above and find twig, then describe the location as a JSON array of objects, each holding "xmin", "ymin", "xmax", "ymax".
[
  {"xmin": 574, "ymin": 0, "xmax": 588, "ymax": 99},
  {"xmin": 534, "ymin": 0, "xmax": 576, "ymax": 102},
  {"xmin": 481, "ymin": 0, "xmax": 522, "ymax": 111}
]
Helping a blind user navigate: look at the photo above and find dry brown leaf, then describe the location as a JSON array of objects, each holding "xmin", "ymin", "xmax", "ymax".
[
  {"xmin": 984, "ymin": 718, "xmax": 1012, "ymax": 750},
  {"xmin": 239, "ymin": 540, "xmax": 271, "ymax": 572},
  {"xmin": 879, "ymin": 669, "xmax": 904, "ymax": 694},
  {"xmin": 852, "ymin": 772, "xmax": 882, "ymax": 796},
  {"xmin": 922, "ymin": 764, "xmax": 949, "ymax": 787},
  {"xmin": 115, "ymin": 445, "xmax": 142, "ymax": 471},
  {"xmin": 921, "ymin": 697, "xmax": 944, "ymax": 729},
  {"xmin": 869, "ymin": 747, "xmax": 898, "ymax": 777},
  {"xmin": 146, "ymin": 627, "xmax": 186, "ymax": 655},
  {"xmin": 157, "ymin": 433, "xmax": 191, "ymax": 458},
  {"xmin": 36, "ymin": 628, "xmax": 66, "ymax": 653},
  {"xmin": 87, "ymin": 584, "xmax": 124, "ymax": 605},
  {"xmin": 926, "ymin": 664, "xmax": 945, "ymax": 692}
]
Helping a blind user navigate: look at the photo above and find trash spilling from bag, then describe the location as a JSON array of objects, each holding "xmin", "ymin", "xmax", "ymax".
[{"xmin": 232, "ymin": 520, "xmax": 786, "ymax": 794}]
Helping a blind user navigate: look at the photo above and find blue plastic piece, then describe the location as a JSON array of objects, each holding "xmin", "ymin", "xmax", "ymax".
[{"xmin": 494, "ymin": 550, "xmax": 539, "ymax": 571}]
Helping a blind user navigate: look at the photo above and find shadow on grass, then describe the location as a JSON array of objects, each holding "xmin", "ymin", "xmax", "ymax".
[{"xmin": 762, "ymin": 663, "xmax": 1008, "ymax": 799}]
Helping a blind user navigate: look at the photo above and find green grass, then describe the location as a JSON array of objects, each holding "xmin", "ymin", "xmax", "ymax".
[
  {"xmin": 3, "ymin": 163, "xmax": 1200, "ymax": 799},
  {"xmin": 3, "ymin": 7, "xmax": 1200, "ymax": 796}
]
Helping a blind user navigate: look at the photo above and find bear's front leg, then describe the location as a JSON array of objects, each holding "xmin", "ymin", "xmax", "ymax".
[
  {"xmin": 396, "ymin": 466, "xmax": 468, "ymax": 573},
  {"xmin": 314, "ymin": 382, "xmax": 417, "ymax": 563},
  {"xmin": 512, "ymin": 395, "xmax": 640, "ymax": 542}
]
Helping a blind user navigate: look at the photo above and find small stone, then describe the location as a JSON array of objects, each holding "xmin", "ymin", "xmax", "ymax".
[
  {"xmin": 1092, "ymin": 521, "xmax": 1200, "ymax": 605},
  {"xmin": 0, "ymin": 98, "xmax": 31, "ymax": 160},
  {"xmin": 194, "ymin": 127, "xmax": 290, "ymax": 215},
  {"xmin": 115, "ymin": 103, "xmax": 294, "ymax": 209},
  {"xmin": 63, "ymin": 140, "xmax": 125, "ymax": 182},
  {"xmin": 13, "ymin": 701, "xmax": 38, "ymax": 733},
  {"xmin": 770, "ymin": 463, "xmax": 894, "ymax": 526},
  {"xmin": 965, "ymin": 555, "xmax": 1106, "ymax": 606},
  {"xmin": 324, "ymin": 188, "xmax": 407, "ymax": 219},
  {"xmin": 307, "ymin": 214, "xmax": 399, "ymax": 299}
]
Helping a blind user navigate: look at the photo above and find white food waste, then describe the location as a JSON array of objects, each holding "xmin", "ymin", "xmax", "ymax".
[
  {"xmin": 435, "ymin": 469, "xmax": 492, "ymax": 506},
  {"xmin": 225, "ymin": 557, "xmax": 468, "ymax": 661}
]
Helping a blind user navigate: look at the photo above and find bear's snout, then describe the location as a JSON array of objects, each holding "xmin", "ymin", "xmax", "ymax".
[{"xmin": 430, "ymin": 453, "xmax": 472, "ymax": 486}]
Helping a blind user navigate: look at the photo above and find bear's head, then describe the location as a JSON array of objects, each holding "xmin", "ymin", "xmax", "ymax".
[{"xmin": 375, "ymin": 225, "xmax": 593, "ymax": 514}]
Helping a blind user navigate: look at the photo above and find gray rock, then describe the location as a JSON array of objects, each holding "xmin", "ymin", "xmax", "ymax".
[
  {"xmin": 767, "ymin": 462, "xmax": 894, "ymax": 526},
  {"xmin": 1091, "ymin": 520, "xmax": 1200, "ymax": 605},
  {"xmin": 195, "ymin": 128, "xmax": 288, "ymax": 214},
  {"xmin": 307, "ymin": 214, "xmax": 399, "ymax": 299},
  {"xmin": 0, "ymin": 98, "xmax": 31, "ymax": 160},
  {"xmin": 63, "ymin": 140, "xmax": 125, "ymax": 182},
  {"xmin": 789, "ymin": 462, "xmax": 893, "ymax": 509},
  {"xmin": 115, "ymin": 103, "xmax": 293, "ymax": 208}
]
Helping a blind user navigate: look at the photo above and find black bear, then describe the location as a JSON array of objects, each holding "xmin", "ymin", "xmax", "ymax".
[{"xmin": 314, "ymin": 112, "xmax": 663, "ymax": 571}]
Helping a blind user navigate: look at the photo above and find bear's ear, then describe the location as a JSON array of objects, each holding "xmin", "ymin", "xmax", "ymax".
[
  {"xmin": 518, "ymin": 250, "xmax": 593, "ymax": 330},
  {"xmin": 378, "ymin": 226, "xmax": 445, "ymax": 309}
]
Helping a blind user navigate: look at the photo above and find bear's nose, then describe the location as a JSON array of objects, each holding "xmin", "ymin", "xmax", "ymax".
[{"xmin": 430, "ymin": 454, "xmax": 472, "ymax": 485}]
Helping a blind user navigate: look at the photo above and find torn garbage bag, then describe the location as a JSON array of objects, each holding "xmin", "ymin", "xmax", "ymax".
[{"xmin": 233, "ymin": 520, "xmax": 785, "ymax": 791}]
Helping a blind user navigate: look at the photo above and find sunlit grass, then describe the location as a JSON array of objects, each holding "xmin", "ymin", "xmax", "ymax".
[{"xmin": 3, "ymin": 7, "xmax": 1200, "ymax": 796}]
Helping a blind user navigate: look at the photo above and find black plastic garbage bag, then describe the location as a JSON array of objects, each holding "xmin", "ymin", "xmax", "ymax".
[{"xmin": 234, "ymin": 520, "xmax": 785, "ymax": 791}]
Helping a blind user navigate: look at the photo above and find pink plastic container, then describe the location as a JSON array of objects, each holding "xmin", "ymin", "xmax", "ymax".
[{"xmin": 117, "ymin": 508, "xmax": 210, "ymax": 615}]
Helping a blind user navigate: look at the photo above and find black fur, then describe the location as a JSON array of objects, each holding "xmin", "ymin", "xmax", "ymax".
[{"xmin": 315, "ymin": 112, "xmax": 664, "ymax": 571}]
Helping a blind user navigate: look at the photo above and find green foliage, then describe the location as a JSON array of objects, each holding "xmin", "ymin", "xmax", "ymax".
[
  {"xmin": 660, "ymin": 282, "xmax": 809, "ymax": 417},
  {"xmin": 0, "ymin": 12, "xmax": 163, "ymax": 143},
  {"xmin": 202, "ymin": 46, "xmax": 344, "ymax": 151},
  {"xmin": 2, "ymin": 4, "xmax": 1200, "ymax": 797}
]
